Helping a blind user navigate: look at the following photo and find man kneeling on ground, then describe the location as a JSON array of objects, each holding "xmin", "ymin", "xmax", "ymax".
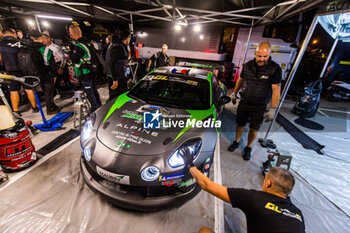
[{"xmin": 182, "ymin": 149, "xmax": 305, "ymax": 233}]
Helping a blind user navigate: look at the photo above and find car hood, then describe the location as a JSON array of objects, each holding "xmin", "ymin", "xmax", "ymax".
[{"xmin": 97, "ymin": 96, "xmax": 204, "ymax": 155}]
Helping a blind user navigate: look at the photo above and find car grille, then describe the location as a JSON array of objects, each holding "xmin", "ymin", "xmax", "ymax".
[{"xmin": 84, "ymin": 160, "xmax": 193, "ymax": 197}]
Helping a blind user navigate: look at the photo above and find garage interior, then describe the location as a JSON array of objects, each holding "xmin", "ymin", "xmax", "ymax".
[{"xmin": 0, "ymin": 0, "xmax": 350, "ymax": 232}]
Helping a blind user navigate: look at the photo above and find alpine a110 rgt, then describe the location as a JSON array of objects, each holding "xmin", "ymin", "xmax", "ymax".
[{"xmin": 80, "ymin": 66, "xmax": 230, "ymax": 211}]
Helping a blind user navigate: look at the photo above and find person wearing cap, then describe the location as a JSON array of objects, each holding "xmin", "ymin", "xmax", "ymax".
[
  {"xmin": 41, "ymin": 31, "xmax": 66, "ymax": 99},
  {"xmin": 69, "ymin": 25, "xmax": 101, "ymax": 112},
  {"xmin": 0, "ymin": 28, "xmax": 38, "ymax": 116},
  {"xmin": 105, "ymin": 31, "xmax": 131, "ymax": 100},
  {"xmin": 146, "ymin": 44, "xmax": 169, "ymax": 72},
  {"xmin": 28, "ymin": 29, "xmax": 61, "ymax": 115}
]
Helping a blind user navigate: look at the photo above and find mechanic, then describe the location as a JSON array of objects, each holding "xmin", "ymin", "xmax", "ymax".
[
  {"xmin": 105, "ymin": 31, "xmax": 131, "ymax": 100},
  {"xmin": 28, "ymin": 30, "xmax": 61, "ymax": 115},
  {"xmin": 228, "ymin": 42, "xmax": 281, "ymax": 160},
  {"xmin": 41, "ymin": 31, "xmax": 66, "ymax": 99},
  {"xmin": 146, "ymin": 44, "xmax": 170, "ymax": 72},
  {"xmin": 0, "ymin": 28, "xmax": 38, "ymax": 116},
  {"xmin": 69, "ymin": 25, "xmax": 101, "ymax": 112},
  {"xmin": 183, "ymin": 153, "xmax": 305, "ymax": 233}
]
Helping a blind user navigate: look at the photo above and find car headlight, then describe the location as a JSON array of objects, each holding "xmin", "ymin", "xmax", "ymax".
[
  {"xmin": 81, "ymin": 115, "xmax": 95, "ymax": 142},
  {"xmin": 84, "ymin": 146, "xmax": 92, "ymax": 161},
  {"xmin": 141, "ymin": 166, "xmax": 160, "ymax": 181},
  {"xmin": 168, "ymin": 139, "xmax": 202, "ymax": 168}
]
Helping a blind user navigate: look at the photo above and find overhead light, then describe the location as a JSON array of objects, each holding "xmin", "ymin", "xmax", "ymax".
[
  {"xmin": 199, "ymin": 35, "xmax": 204, "ymax": 40},
  {"xmin": 27, "ymin": 20, "xmax": 35, "ymax": 26},
  {"xmin": 180, "ymin": 37, "xmax": 186, "ymax": 43},
  {"xmin": 175, "ymin": 25, "xmax": 182, "ymax": 31},
  {"xmin": 36, "ymin": 15, "xmax": 73, "ymax": 21},
  {"xmin": 312, "ymin": 39, "xmax": 318, "ymax": 44},
  {"xmin": 137, "ymin": 31, "xmax": 148, "ymax": 38},
  {"xmin": 194, "ymin": 25, "xmax": 201, "ymax": 32},
  {"xmin": 42, "ymin": 21, "xmax": 49, "ymax": 28}
]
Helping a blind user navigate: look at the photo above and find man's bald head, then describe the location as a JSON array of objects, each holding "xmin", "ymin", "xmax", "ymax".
[
  {"xmin": 255, "ymin": 42, "xmax": 271, "ymax": 66},
  {"xmin": 69, "ymin": 25, "xmax": 82, "ymax": 40}
]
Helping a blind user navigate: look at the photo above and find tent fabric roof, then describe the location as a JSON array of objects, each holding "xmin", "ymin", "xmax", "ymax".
[{"xmin": 0, "ymin": 0, "xmax": 328, "ymax": 27}]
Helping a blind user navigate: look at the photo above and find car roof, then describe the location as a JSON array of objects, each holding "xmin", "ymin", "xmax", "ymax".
[{"xmin": 152, "ymin": 66, "xmax": 211, "ymax": 80}]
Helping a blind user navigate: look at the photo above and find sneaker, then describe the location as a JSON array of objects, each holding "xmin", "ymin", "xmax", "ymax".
[
  {"xmin": 243, "ymin": 146, "xmax": 252, "ymax": 161},
  {"xmin": 13, "ymin": 111, "xmax": 22, "ymax": 117},
  {"xmin": 47, "ymin": 109, "xmax": 59, "ymax": 115},
  {"xmin": 32, "ymin": 107, "xmax": 39, "ymax": 113},
  {"xmin": 47, "ymin": 105, "xmax": 60, "ymax": 115},
  {"xmin": 228, "ymin": 141, "xmax": 239, "ymax": 152},
  {"xmin": 54, "ymin": 93, "xmax": 61, "ymax": 100}
]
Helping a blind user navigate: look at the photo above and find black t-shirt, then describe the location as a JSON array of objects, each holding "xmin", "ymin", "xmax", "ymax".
[
  {"xmin": 240, "ymin": 59, "xmax": 282, "ymax": 85},
  {"xmin": 228, "ymin": 188, "xmax": 305, "ymax": 233}
]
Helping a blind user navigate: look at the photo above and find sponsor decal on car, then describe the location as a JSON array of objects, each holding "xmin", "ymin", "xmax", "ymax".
[
  {"xmin": 121, "ymin": 113, "xmax": 143, "ymax": 121},
  {"xmin": 179, "ymin": 178, "xmax": 196, "ymax": 187},
  {"xmin": 136, "ymin": 105, "xmax": 170, "ymax": 116},
  {"xmin": 159, "ymin": 173, "xmax": 185, "ymax": 181},
  {"xmin": 111, "ymin": 131, "xmax": 156, "ymax": 145},
  {"xmin": 96, "ymin": 166, "xmax": 130, "ymax": 185}
]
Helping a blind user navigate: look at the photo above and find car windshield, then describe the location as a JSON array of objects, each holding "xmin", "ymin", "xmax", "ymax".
[{"xmin": 128, "ymin": 74, "xmax": 210, "ymax": 110}]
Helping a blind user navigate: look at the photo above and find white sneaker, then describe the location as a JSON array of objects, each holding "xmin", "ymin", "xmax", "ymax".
[{"xmin": 54, "ymin": 94, "xmax": 61, "ymax": 100}]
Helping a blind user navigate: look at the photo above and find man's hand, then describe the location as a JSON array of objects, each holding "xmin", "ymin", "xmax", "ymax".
[
  {"xmin": 58, "ymin": 67, "xmax": 64, "ymax": 75},
  {"xmin": 230, "ymin": 92, "xmax": 237, "ymax": 105},
  {"xmin": 111, "ymin": 80, "xmax": 118, "ymax": 90},
  {"xmin": 179, "ymin": 147, "xmax": 194, "ymax": 171},
  {"xmin": 265, "ymin": 108, "xmax": 276, "ymax": 121},
  {"xmin": 146, "ymin": 67, "xmax": 150, "ymax": 73}
]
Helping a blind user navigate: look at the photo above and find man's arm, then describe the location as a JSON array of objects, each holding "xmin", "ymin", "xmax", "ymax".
[
  {"xmin": 233, "ymin": 77, "xmax": 243, "ymax": 95},
  {"xmin": 270, "ymin": 84, "xmax": 281, "ymax": 108},
  {"xmin": 189, "ymin": 166, "xmax": 231, "ymax": 203}
]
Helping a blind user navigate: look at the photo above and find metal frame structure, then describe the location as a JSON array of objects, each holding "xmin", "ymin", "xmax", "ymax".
[{"xmin": 1, "ymin": 0, "xmax": 324, "ymax": 27}]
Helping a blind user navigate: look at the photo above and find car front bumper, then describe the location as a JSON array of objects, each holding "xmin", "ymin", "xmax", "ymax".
[{"xmin": 80, "ymin": 157, "xmax": 202, "ymax": 211}]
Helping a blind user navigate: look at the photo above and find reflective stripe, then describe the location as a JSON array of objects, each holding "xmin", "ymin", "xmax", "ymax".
[{"xmin": 44, "ymin": 47, "xmax": 50, "ymax": 66}]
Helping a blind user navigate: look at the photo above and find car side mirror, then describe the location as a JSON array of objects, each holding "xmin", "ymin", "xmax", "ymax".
[{"xmin": 218, "ymin": 95, "xmax": 231, "ymax": 105}]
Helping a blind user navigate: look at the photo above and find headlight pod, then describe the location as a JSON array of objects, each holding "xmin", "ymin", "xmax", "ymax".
[
  {"xmin": 168, "ymin": 139, "xmax": 202, "ymax": 168},
  {"xmin": 81, "ymin": 114, "xmax": 96, "ymax": 142},
  {"xmin": 84, "ymin": 146, "xmax": 92, "ymax": 161},
  {"xmin": 141, "ymin": 166, "xmax": 160, "ymax": 181}
]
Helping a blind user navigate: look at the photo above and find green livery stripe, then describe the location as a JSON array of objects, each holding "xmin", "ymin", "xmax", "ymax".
[
  {"xmin": 207, "ymin": 72, "xmax": 212, "ymax": 105},
  {"xmin": 103, "ymin": 92, "xmax": 133, "ymax": 123},
  {"xmin": 173, "ymin": 105, "xmax": 216, "ymax": 142}
]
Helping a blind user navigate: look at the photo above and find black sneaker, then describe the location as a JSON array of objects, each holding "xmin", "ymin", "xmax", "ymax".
[
  {"xmin": 32, "ymin": 107, "xmax": 39, "ymax": 113},
  {"xmin": 243, "ymin": 146, "xmax": 252, "ymax": 161},
  {"xmin": 228, "ymin": 141, "xmax": 239, "ymax": 152},
  {"xmin": 47, "ymin": 105, "xmax": 60, "ymax": 115},
  {"xmin": 13, "ymin": 111, "xmax": 22, "ymax": 117}
]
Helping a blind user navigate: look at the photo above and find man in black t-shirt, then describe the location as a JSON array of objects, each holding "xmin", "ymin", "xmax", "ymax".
[
  {"xmin": 228, "ymin": 42, "xmax": 282, "ymax": 160},
  {"xmin": 187, "ymin": 162, "xmax": 305, "ymax": 233},
  {"xmin": 146, "ymin": 44, "xmax": 170, "ymax": 72}
]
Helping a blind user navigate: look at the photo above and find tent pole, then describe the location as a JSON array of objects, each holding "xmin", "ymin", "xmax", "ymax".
[
  {"xmin": 242, "ymin": 19, "xmax": 254, "ymax": 64},
  {"xmin": 35, "ymin": 15, "xmax": 41, "ymax": 32},
  {"xmin": 262, "ymin": 16, "xmax": 319, "ymax": 142},
  {"xmin": 319, "ymin": 37, "xmax": 339, "ymax": 78}
]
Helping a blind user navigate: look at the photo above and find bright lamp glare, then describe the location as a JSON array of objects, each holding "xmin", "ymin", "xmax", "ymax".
[
  {"xmin": 180, "ymin": 37, "xmax": 186, "ymax": 43},
  {"xmin": 27, "ymin": 20, "xmax": 35, "ymax": 26},
  {"xmin": 194, "ymin": 25, "xmax": 201, "ymax": 32},
  {"xmin": 199, "ymin": 35, "xmax": 204, "ymax": 40},
  {"xmin": 175, "ymin": 25, "xmax": 182, "ymax": 31},
  {"xmin": 42, "ymin": 21, "xmax": 49, "ymax": 27},
  {"xmin": 37, "ymin": 15, "xmax": 73, "ymax": 21}
]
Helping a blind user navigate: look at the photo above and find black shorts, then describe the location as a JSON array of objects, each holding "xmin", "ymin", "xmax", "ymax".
[
  {"xmin": 236, "ymin": 102, "xmax": 266, "ymax": 131},
  {"xmin": 8, "ymin": 80, "xmax": 33, "ymax": 92}
]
